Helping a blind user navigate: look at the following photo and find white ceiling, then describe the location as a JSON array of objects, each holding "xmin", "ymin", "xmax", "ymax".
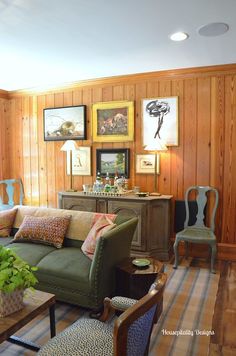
[{"xmin": 0, "ymin": 0, "xmax": 235, "ymax": 91}]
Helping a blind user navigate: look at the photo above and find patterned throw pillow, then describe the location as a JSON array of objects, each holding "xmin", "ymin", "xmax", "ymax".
[
  {"xmin": 0, "ymin": 208, "xmax": 18, "ymax": 237},
  {"xmin": 13, "ymin": 215, "xmax": 71, "ymax": 248},
  {"xmin": 81, "ymin": 214, "xmax": 116, "ymax": 259}
]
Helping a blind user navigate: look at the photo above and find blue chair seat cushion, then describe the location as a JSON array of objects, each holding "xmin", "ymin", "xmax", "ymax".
[{"xmin": 38, "ymin": 318, "xmax": 114, "ymax": 356}]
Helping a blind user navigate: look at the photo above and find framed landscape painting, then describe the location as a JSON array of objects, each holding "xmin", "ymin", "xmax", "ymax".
[
  {"xmin": 44, "ymin": 105, "xmax": 86, "ymax": 141},
  {"xmin": 142, "ymin": 97, "xmax": 178, "ymax": 146},
  {"xmin": 92, "ymin": 101, "xmax": 134, "ymax": 142},
  {"xmin": 96, "ymin": 148, "xmax": 130, "ymax": 177}
]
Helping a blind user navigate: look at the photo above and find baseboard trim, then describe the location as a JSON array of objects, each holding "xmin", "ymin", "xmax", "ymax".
[{"xmin": 170, "ymin": 239, "xmax": 236, "ymax": 261}]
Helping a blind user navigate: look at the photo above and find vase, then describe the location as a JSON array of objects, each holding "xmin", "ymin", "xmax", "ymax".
[{"xmin": 0, "ymin": 289, "xmax": 24, "ymax": 317}]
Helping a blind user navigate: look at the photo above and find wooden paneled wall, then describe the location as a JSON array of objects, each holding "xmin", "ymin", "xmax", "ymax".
[{"xmin": 1, "ymin": 64, "xmax": 236, "ymax": 260}]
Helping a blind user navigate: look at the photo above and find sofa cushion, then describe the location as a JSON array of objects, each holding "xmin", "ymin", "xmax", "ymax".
[
  {"xmin": 36, "ymin": 247, "xmax": 92, "ymax": 292},
  {"xmin": 13, "ymin": 206, "xmax": 96, "ymax": 241},
  {"xmin": 8, "ymin": 242, "xmax": 56, "ymax": 266},
  {"xmin": 81, "ymin": 214, "xmax": 116, "ymax": 260},
  {"xmin": 0, "ymin": 208, "xmax": 17, "ymax": 237},
  {"xmin": 13, "ymin": 215, "xmax": 71, "ymax": 248},
  {"xmin": 13, "ymin": 206, "xmax": 121, "ymax": 242}
]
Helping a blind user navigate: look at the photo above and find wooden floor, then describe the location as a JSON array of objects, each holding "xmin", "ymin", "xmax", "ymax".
[{"xmin": 188, "ymin": 258, "xmax": 236, "ymax": 355}]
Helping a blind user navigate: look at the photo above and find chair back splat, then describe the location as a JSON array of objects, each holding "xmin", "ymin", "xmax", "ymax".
[
  {"xmin": 184, "ymin": 185, "xmax": 218, "ymax": 231},
  {"xmin": 0, "ymin": 179, "xmax": 24, "ymax": 210}
]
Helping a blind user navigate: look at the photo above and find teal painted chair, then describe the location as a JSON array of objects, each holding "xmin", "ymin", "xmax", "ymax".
[
  {"xmin": 0, "ymin": 179, "xmax": 24, "ymax": 210},
  {"xmin": 173, "ymin": 186, "xmax": 219, "ymax": 273},
  {"xmin": 38, "ymin": 274, "xmax": 167, "ymax": 356}
]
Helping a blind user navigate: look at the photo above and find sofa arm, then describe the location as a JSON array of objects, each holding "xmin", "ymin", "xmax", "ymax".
[{"xmin": 89, "ymin": 217, "xmax": 138, "ymax": 308}]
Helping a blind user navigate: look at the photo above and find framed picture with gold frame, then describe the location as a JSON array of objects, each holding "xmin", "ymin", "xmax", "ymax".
[
  {"xmin": 136, "ymin": 154, "xmax": 160, "ymax": 174},
  {"xmin": 92, "ymin": 101, "xmax": 134, "ymax": 142},
  {"xmin": 142, "ymin": 96, "xmax": 178, "ymax": 146}
]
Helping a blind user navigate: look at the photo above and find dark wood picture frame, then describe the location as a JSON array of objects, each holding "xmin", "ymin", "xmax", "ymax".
[
  {"xmin": 43, "ymin": 105, "xmax": 86, "ymax": 141},
  {"xmin": 96, "ymin": 148, "xmax": 130, "ymax": 178}
]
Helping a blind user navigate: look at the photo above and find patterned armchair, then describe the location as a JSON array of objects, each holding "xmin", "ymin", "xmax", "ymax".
[{"xmin": 38, "ymin": 273, "xmax": 167, "ymax": 356}]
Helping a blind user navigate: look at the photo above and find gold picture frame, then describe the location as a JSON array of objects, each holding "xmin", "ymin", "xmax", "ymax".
[
  {"xmin": 92, "ymin": 100, "xmax": 134, "ymax": 142},
  {"xmin": 136, "ymin": 154, "xmax": 160, "ymax": 174}
]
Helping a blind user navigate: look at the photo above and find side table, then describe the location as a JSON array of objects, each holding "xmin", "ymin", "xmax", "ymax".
[
  {"xmin": 115, "ymin": 257, "xmax": 165, "ymax": 319},
  {"xmin": 115, "ymin": 257, "xmax": 164, "ymax": 299}
]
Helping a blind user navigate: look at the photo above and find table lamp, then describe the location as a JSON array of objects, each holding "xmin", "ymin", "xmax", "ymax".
[
  {"xmin": 60, "ymin": 140, "xmax": 79, "ymax": 192},
  {"xmin": 144, "ymin": 139, "xmax": 168, "ymax": 196}
]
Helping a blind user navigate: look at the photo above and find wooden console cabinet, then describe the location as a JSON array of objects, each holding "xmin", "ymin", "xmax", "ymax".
[{"xmin": 58, "ymin": 192, "xmax": 172, "ymax": 261}]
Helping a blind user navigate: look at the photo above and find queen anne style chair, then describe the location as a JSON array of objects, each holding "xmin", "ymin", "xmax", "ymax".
[
  {"xmin": 173, "ymin": 185, "xmax": 219, "ymax": 273},
  {"xmin": 38, "ymin": 273, "xmax": 167, "ymax": 356},
  {"xmin": 0, "ymin": 179, "xmax": 24, "ymax": 210}
]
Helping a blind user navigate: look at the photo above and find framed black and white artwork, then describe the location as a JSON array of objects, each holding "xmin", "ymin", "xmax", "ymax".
[{"xmin": 142, "ymin": 97, "xmax": 178, "ymax": 146}]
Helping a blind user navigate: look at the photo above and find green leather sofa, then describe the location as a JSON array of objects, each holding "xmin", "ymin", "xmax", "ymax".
[{"xmin": 0, "ymin": 206, "xmax": 138, "ymax": 310}]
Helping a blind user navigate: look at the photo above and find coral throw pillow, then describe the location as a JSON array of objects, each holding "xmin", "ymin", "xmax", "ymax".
[
  {"xmin": 13, "ymin": 215, "xmax": 71, "ymax": 248},
  {"xmin": 0, "ymin": 208, "xmax": 18, "ymax": 237},
  {"xmin": 82, "ymin": 215, "xmax": 116, "ymax": 259}
]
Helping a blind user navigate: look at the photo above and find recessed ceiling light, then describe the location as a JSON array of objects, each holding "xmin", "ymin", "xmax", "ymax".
[
  {"xmin": 198, "ymin": 23, "xmax": 229, "ymax": 37},
  {"xmin": 169, "ymin": 32, "xmax": 189, "ymax": 41}
]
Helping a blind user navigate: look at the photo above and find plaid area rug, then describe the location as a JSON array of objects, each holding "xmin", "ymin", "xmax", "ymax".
[
  {"xmin": 0, "ymin": 260, "xmax": 219, "ymax": 356},
  {"xmin": 149, "ymin": 260, "xmax": 219, "ymax": 356}
]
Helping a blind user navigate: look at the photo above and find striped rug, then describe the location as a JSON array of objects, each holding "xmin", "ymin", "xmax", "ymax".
[
  {"xmin": 0, "ymin": 259, "xmax": 219, "ymax": 356},
  {"xmin": 149, "ymin": 259, "xmax": 219, "ymax": 356}
]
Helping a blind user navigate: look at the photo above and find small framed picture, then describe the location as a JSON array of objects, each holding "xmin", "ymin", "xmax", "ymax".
[
  {"xmin": 136, "ymin": 154, "xmax": 160, "ymax": 174},
  {"xmin": 92, "ymin": 101, "xmax": 134, "ymax": 142},
  {"xmin": 44, "ymin": 105, "xmax": 86, "ymax": 141},
  {"xmin": 142, "ymin": 96, "xmax": 178, "ymax": 146},
  {"xmin": 96, "ymin": 148, "xmax": 130, "ymax": 177},
  {"xmin": 67, "ymin": 147, "xmax": 91, "ymax": 175}
]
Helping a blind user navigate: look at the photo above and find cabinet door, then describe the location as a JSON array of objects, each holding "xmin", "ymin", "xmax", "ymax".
[
  {"xmin": 108, "ymin": 200, "xmax": 147, "ymax": 250},
  {"xmin": 61, "ymin": 197, "xmax": 96, "ymax": 212}
]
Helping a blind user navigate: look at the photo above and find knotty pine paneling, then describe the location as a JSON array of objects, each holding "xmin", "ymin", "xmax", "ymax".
[{"xmin": 2, "ymin": 64, "xmax": 236, "ymax": 258}]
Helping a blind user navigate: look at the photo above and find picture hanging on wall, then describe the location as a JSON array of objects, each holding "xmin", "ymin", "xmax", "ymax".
[
  {"xmin": 66, "ymin": 146, "xmax": 91, "ymax": 176},
  {"xmin": 96, "ymin": 148, "xmax": 130, "ymax": 177},
  {"xmin": 44, "ymin": 105, "xmax": 86, "ymax": 141},
  {"xmin": 92, "ymin": 101, "xmax": 134, "ymax": 142},
  {"xmin": 135, "ymin": 154, "xmax": 160, "ymax": 174},
  {"xmin": 142, "ymin": 97, "xmax": 178, "ymax": 146}
]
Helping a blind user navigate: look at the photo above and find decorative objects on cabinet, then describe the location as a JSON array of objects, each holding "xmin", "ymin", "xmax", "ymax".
[
  {"xmin": 43, "ymin": 105, "xmax": 86, "ymax": 141},
  {"xmin": 67, "ymin": 146, "xmax": 91, "ymax": 176},
  {"xmin": 58, "ymin": 192, "xmax": 172, "ymax": 260},
  {"xmin": 92, "ymin": 100, "xmax": 134, "ymax": 142},
  {"xmin": 60, "ymin": 140, "xmax": 79, "ymax": 192},
  {"xmin": 142, "ymin": 96, "xmax": 178, "ymax": 146},
  {"xmin": 96, "ymin": 148, "xmax": 130, "ymax": 178}
]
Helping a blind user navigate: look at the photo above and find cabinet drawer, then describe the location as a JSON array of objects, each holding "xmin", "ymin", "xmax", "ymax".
[{"xmin": 62, "ymin": 197, "xmax": 96, "ymax": 212}]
